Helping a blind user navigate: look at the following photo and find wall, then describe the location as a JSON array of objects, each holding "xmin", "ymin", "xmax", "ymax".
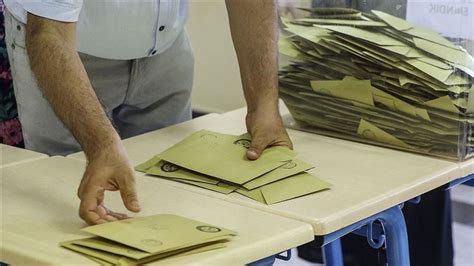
[
  {"xmin": 187, "ymin": 0, "xmax": 312, "ymax": 113},
  {"xmin": 187, "ymin": 1, "xmax": 243, "ymax": 113}
]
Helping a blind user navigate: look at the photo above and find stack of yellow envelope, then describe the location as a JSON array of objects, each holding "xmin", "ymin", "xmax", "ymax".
[
  {"xmin": 61, "ymin": 214, "xmax": 236, "ymax": 265},
  {"xmin": 279, "ymin": 8, "xmax": 474, "ymax": 160},
  {"xmin": 136, "ymin": 130, "xmax": 331, "ymax": 204}
]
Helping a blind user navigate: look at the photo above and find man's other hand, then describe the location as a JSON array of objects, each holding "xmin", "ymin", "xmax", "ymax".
[
  {"xmin": 77, "ymin": 143, "xmax": 141, "ymax": 225},
  {"xmin": 246, "ymin": 108, "xmax": 293, "ymax": 160}
]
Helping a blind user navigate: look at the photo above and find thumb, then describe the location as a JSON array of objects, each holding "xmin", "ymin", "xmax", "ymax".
[
  {"xmin": 119, "ymin": 178, "xmax": 141, "ymax": 213},
  {"xmin": 247, "ymin": 137, "xmax": 268, "ymax": 161}
]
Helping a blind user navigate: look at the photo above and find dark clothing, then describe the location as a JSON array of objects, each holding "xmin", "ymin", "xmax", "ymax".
[
  {"xmin": 0, "ymin": 3, "xmax": 23, "ymax": 147},
  {"xmin": 404, "ymin": 188, "xmax": 454, "ymax": 266}
]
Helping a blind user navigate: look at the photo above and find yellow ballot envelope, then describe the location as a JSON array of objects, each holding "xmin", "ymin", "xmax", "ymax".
[
  {"xmin": 157, "ymin": 130, "xmax": 294, "ymax": 184},
  {"xmin": 61, "ymin": 214, "xmax": 236, "ymax": 265},
  {"xmin": 241, "ymin": 158, "xmax": 314, "ymax": 190},
  {"xmin": 237, "ymin": 172, "xmax": 331, "ymax": 205},
  {"xmin": 136, "ymin": 130, "xmax": 331, "ymax": 204},
  {"xmin": 62, "ymin": 239, "xmax": 226, "ymax": 265}
]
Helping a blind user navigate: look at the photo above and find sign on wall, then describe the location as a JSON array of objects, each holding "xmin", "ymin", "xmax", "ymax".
[{"xmin": 407, "ymin": 0, "xmax": 474, "ymax": 40}]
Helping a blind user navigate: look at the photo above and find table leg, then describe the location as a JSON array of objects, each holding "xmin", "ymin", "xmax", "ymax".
[
  {"xmin": 378, "ymin": 205, "xmax": 410, "ymax": 266},
  {"xmin": 323, "ymin": 239, "xmax": 343, "ymax": 266},
  {"xmin": 250, "ymin": 204, "xmax": 411, "ymax": 266},
  {"xmin": 322, "ymin": 205, "xmax": 410, "ymax": 266}
]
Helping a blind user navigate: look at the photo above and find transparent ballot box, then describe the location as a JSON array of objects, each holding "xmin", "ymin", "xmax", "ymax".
[{"xmin": 278, "ymin": 1, "xmax": 474, "ymax": 161}]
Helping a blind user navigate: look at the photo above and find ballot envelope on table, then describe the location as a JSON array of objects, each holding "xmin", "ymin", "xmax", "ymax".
[
  {"xmin": 135, "ymin": 130, "xmax": 331, "ymax": 205},
  {"xmin": 278, "ymin": 8, "xmax": 474, "ymax": 161},
  {"xmin": 61, "ymin": 214, "xmax": 236, "ymax": 265}
]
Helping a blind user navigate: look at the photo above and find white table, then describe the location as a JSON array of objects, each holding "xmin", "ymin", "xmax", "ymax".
[
  {"xmin": 457, "ymin": 157, "xmax": 474, "ymax": 178},
  {"xmin": 69, "ymin": 113, "xmax": 222, "ymax": 165},
  {"xmin": 0, "ymin": 144, "xmax": 48, "ymax": 168},
  {"xmin": 0, "ymin": 156, "xmax": 314, "ymax": 265},
  {"xmin": 71, "ymin": 108, "xmax": 465, "ymax": 234},
  {"xmin": 69, "ymin": 107, "xmax": 473, "ymax": 265}
]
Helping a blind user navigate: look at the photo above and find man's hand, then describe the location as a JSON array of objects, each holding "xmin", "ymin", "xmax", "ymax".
[
  {"xmin": 77, "ymin": 143, "xmax": 140, "ymax": 225},
  {"xmin": 225, "ymin": 1, "xmax": 293, "ymax": 160},
  {"xmin": 26, "ymin": 14, "xmax": 140, "ymax": 225},
  {"xmin": 246, "ymin": 108, "xmax": 293, "ymax": 160}
]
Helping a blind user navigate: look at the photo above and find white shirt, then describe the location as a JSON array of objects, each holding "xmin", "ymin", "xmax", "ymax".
[{"xmin": 4, "ymin": 0, "xmax": 189, "ymax": 59}]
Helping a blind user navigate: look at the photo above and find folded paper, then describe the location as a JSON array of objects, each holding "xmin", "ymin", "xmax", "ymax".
[
  {"xmin": 158, "ymin": 130, "xmax": 293, "ymax": 185},
  {"xmin": 136, "ymin": 130, "xmax": 331, "ymax": 204},
  {"xmin": 61, "ymin": 214, "xmax": 235, "ymax": 264}
]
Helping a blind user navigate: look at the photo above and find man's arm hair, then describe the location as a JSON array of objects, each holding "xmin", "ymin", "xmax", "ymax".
[
  {"xmin": 26, "ymin": 13, "xmax": 120, "ymax": 159},
  {"xmin": 225, "ymin": 0, "xmax": 279, "ymax": 112}
]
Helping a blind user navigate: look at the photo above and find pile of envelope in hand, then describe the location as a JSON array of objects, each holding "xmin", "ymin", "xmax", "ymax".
[
  {"xmin": 61, "ymin": 214, "xmax": 236, "ymax": 265},
  {"xmin": 279, "ymin": 8, "xmax": 474, "ymax": 160},
  {"xmin": 136, "ymin": 130, "xmax": 331, "ymax": 205}
]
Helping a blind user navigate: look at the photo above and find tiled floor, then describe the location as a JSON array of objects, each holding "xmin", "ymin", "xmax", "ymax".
[{"xmin": 453, "ymin": 222, "xmax": 474, "ymax": 266}]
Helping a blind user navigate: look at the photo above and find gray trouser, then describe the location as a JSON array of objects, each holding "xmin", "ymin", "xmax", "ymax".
[{"xmin": 5, "ymin": 11, "xmax": 194, "ymax": 156}]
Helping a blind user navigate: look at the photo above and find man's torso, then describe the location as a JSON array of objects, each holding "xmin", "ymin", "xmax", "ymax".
[{"xmin": 4, "ymin": 0, "xmax": 188, "ymax": 59}]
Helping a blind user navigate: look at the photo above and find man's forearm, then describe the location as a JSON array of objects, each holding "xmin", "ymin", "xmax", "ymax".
[
  {"xmin": 26, "ymin": 14, "xmax": 119, "ymax": 159},
  {"xmin": 225, "ymin": 0, "xmax": 279, "ymax": 113}
]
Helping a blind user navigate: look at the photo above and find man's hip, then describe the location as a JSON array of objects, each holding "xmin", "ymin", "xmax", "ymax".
[{"xmin": 5, "ymin": 9, "xmax": 194, "ymax": 155}]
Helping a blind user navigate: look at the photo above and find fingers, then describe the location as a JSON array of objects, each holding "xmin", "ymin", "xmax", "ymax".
[
  {"xmin": 78, "ymin": 147, "xmax": 139, "ymax": 225},
  {"xmin": 272, "ymin": 132, "xmax": 294, "ymax": 150},
  {"xmin": 247, "ymin": 135, "xmax": 268, "ymax": 160},
  {"xmin": 79, "ymin": 184, "xmax": 130, "ymax": 225},
  {"xmin": 79, "ymin": 186, "xmax": 108, "ymax": 225},
  {"xmin": 119, "ymin": 175, "xmax": 141, "ymax": 213},
  {"xmin": 100, "ymin": 205, "xmax": 129, "ymax": 221},
  {"xmin": 107, "ymin": 209, "xmax": 130, "ymax": 220},
  {"xmin": 247, "ymin": 129, "xmax": 294, "ymax": 160},
  {"xmin": 77, "ymin": 175, "xmax": 88, "ymax": 199},
  {"xmin": 97, "ymin": 205, "xmax": 118, "ymax": 223}
]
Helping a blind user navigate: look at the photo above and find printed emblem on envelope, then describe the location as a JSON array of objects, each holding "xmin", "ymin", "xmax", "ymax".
[
  {"xmin": 233, "ymin": 139, "xmax": 251, "ymax": 149},
  {"xmin": 161, "ymin": 162, "xmax": 179, "ymax": 172},
  {"xmin": 196, "ymin": 226, "xmax": 222, "ymax": 233}
]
